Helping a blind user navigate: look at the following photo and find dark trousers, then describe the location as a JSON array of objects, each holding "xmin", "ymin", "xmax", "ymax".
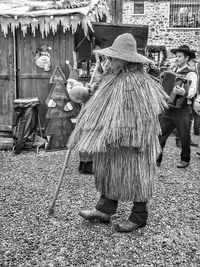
[
  {"xmin": 79, "ymin": 161, "xmax": 93, "ymax": 174},
  {"xmin": 157, "ymin": 107, "xmax": 191, "ymax": 163},
  {"xmin": 193, "ymin": 111, "xmax": 200, "ymax": 135},
  {"xmin": 175, "ymin": 108, "xmax": 200, "ymax": 140},
  {"xmin": 96, "ymin": 195, "xmax": 148, "ymax": 224}
]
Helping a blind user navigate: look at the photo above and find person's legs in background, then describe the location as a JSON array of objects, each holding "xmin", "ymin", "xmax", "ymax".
[
  {"xmin": 78, "ymin": 152, "xmax": 93, "ymax": 174},
  {"xmin": 173, "ymin": 108, "xmax": 191, "ymax": 168},
  {"xmin": 79, "ymin": 161, "xmax": 93, "ymax": 174},
  {"xmin": 193, "ymin": 109, "xmax": 200, "ymax": 136},
  {"xmin": 157, "ymin": 111, "xmax": 175, "ymax": 166},
  {"xmin": 175, "ymin": 109, "xmax": 198, "ymax": 147},
  {"xmin": 175, "ymin": 128, "xmax": 181, "ymax": 148},
  {"xmin": 190, "ymin": 110, "xmax": 198, "ymax": 146}
]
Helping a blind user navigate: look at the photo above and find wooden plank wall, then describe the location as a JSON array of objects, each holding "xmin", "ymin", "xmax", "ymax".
[
  {"xmin": 16, "ymin": 26, "xmax": 74, "ymax": 128},
  {"xmin": 110, "ymin": 0, "xmax": 122, "ymax": 24},
  {"xmin": 0, "ymin": 28, "xmax": 15, "ymax": 126}
]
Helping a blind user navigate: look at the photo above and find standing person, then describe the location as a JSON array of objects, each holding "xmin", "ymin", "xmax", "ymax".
[
  {"xmin": 146, "ymin": 61, "xmax": 160, "ymax": 78},
  {"xmin": 175, "ymin": 52, "xmax": 199, "ymax": 147},
  {"xmin": 157, "ymin": 45, "xmax": 198, "ymax": 168},
  {"xmin": 67, "ymin": 33, "xmax": 168, "ymax": 232},
  {"xmin": 189, "ymin": 56, "xmax": 200, "ymax": 136}
]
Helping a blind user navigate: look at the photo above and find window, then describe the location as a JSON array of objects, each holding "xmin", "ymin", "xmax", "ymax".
[
  {"xmin": 170, "ymin": 0, "xmax": 200, "ymax": 28},
  {"xmin": 134, "ymin": 1, "xmax": 144, "ymax": 15},
  {"xmin": 124, "ymin": 0, "xmax": 145, "ymax": 15}
]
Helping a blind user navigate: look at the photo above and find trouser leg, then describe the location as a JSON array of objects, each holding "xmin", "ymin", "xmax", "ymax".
[
  {"xmin": 176, "ymin": 111, "xmax": 196, "ymax": 144},
  {"xmin": 129, "ymin": 202, "xmax": 148, "ymax": 224},
  {"xmin": 189, "ymin": 112, "xmax": 193, "ymax": 131},
  {"xmin": 189, "ymin": 112, "xmax": 194, "ymax": 143},
  {"xmin": 96, "ymin": 195, "xmax": 118, "ymax": 215},
  {"xmin": 175, "ymin": 128, "xmax": 182, "ymax": 147},
  {"xmin": 173, "ymin": 109, "xmax": 191, "ymax": 162},
  {"xmin": 193, "ymin": 111, "xmax": 200, "ymax": 135},
  {"xmin": 157, "ymin": 112, "xmax": 175, "ymax": 163}
]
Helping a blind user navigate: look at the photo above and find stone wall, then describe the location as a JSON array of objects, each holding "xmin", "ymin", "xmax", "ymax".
[{"xmin": 122, "ymin": 1, "xmax": 200, "ymax": 54}]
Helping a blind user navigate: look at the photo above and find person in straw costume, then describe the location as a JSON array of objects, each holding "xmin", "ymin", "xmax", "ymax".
[{"xmin": 67, "ymin": 33, "xmax": 168, "ymax": 232}]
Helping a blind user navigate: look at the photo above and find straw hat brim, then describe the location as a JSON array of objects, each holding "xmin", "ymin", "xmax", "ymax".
[
  {"xmin": 94, "ymin": 47, "xmax": 152, "ymax": 64},
  {"xmin": 170, "ymin": 48, "xmax": 196, "ymax": 59}
]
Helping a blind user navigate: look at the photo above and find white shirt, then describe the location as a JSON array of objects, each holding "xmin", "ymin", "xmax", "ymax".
[{"xmin": 176, "ymin": 65, "xmax": 197, "ymax": 99}]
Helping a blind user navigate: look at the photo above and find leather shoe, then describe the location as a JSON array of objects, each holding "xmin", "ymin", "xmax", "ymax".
[
  {"xmin": 79, "ymin": 209, "xmax": 110, "ymax": 223},
  {"xmin": 190, "ymin": 141, "xmax": 198, "ymax": 147},
  {"xmin": 177, "ymin": 161, "xmax": 189, "ymax": 168},
  {"xmin": 115, "ymin": 220, "xmax": 146, "ymax": 233}
]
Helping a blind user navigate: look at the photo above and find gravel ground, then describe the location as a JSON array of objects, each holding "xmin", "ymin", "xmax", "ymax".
[{"xmin": 0, "ymin": 135, "xmax": 200, "ymax": 267}]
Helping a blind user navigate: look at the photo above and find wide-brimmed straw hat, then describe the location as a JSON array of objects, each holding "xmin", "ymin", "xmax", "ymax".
[
  {"xmin": 94, "ymin": 33, "xmax": 152, "ymax": 64},
  {"xmin": 170, "ymin": 45, "xmax": 196, "ymax": 59}
]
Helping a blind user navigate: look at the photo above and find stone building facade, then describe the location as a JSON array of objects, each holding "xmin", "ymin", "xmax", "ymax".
[{"xmin": 122, "ymin": 1, "xmax": 200, "ymax": 54}]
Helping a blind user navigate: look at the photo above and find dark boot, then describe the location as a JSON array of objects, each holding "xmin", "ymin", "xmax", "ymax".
[
  {"xmin": 115, "ymin": 202, "xmax": 148, "ymax": 233},
  {"xmin": 96, "ymin": 195, "xmax": 118, "ymax": 215}
]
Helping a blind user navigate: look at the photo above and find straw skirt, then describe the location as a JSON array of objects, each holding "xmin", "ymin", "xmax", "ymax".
[{"xmin": 93, "ymin": 147, "xmax": 155, "ymax": 202}]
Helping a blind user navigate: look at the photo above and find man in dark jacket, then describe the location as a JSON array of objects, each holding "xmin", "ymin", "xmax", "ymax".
[{"xmin": 157, "ymin": 45, "xmax": 198, "ymax": 168}]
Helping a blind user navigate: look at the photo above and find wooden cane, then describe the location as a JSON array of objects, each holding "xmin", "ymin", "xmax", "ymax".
[
  {"xmin": 47, "ymin": 148, "xmax": 72, "ymax": 215},
  {"xmin": 48, "ymin": 56, "xmax": 100, "ymax": 215}
]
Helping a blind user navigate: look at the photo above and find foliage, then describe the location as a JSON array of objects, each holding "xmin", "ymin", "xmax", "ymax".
[{"xmin": 146, "ymin": 45, "xmax": 168, "ymax": 66}]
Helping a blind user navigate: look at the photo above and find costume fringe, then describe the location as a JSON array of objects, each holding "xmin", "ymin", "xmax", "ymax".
[
  {"xmin": 68, "ymin": 68, "xmax": 168, "ymax": 201},
  {"xmin": 93, "ymin": 147, "xmax": 155, "ymax": 202}
]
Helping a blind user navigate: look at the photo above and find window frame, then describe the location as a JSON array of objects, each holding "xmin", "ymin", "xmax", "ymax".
[
  {"xmin": 123, "ymin": 0, "xmax": 145, "ymax": 15},
  {"xmin": 169, "ymin": 1, "xmax": 200, "ymax": 29},
  {"xmin": 134, "ymin": 0, "xmax": 145, "ymax": 15}
]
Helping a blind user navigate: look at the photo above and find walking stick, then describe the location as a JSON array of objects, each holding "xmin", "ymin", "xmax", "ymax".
[
  {"xmin": 47, "ymin": 148, "xmax": 72, "ymax": 215},
  {"xmin": 47, "ymin": 56, "xmax": 100, "ymax": 215}
]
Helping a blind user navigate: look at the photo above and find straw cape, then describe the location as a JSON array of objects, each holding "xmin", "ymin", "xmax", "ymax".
[{"xmin": 68, "ymin": 34, "xmax": 168, "ymax": 202}]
